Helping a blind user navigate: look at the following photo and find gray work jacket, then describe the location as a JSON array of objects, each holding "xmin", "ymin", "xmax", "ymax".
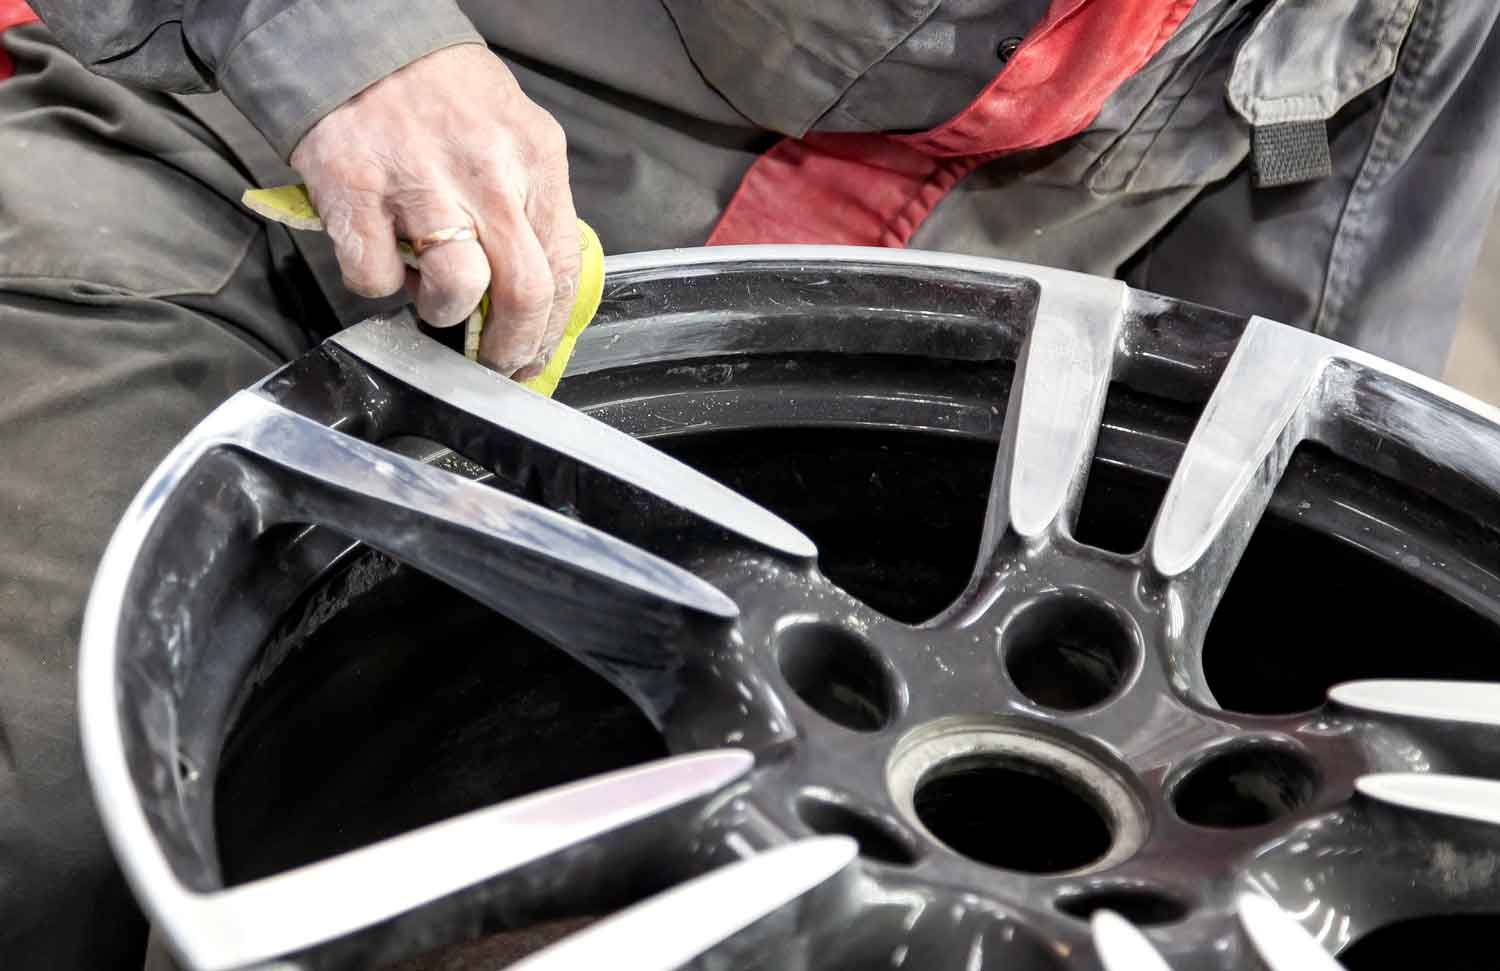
[
  {"xmin": 23, "ymin": 0, "xmax": 1500, "ymax": 376},
  {"xmin": 24, "ymin": 0, "xmax": 1416, "ymax": 163}
]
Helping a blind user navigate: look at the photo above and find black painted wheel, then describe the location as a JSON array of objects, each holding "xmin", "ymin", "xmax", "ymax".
[{"xmin": 82, "ymin": 248, "xmax": 1500, "ymax": 971}]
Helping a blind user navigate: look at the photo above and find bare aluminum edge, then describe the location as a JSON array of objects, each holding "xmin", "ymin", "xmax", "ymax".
[
  {"xmin": 1094, "ymin": 895, "xmax": 1352, "ymax": 970},
  {"xmin": 600, "ymin": 247, "xmax": 1500, "ymax": 608},
  {"xmin": 80, "ymin": 395, "xmax": 233, "ymax": 967},
  {"xmin": 596, "ymin": 247, "xmax": 1500, "ymax": 449},
  {"xmin": 507, "ymin": 836, "xmax": 857, "ymax": 971},
  {"xmin": 1237, "ymin": 892, "xmax": 1347, "ymax": 970},
  {"xmin": 1092, "ymin": 910, "xmax": 1173, "ymax": 971},
  {"xmin": 1148, "ymin": 314, "xmax": 1500, "ymax": 592},
  {"xmin": 1329, "ymin": 679, "xmax": 1500, "ymax": 727},
  {"xmin": 77, "ymin": 392, "xmax": 757, "ymax": 970},
  {"xmin": 330, "ymin": 317, "xmax": 816, "ymax": 561},
  {"xmin": 598, "ymin": 246, "xmax": 1130, "ymax": 581},
  {"xmin": 1355, "ymin": 773, "xmax": 1500, "ymax": 828},
  {"xmin": 580, "ymin": 245, "xmax": 1126, "ymax": 376}
]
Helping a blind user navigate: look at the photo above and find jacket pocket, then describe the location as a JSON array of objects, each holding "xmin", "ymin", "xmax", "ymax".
[
  {"xmin": 658, "ymin": 0, "xmax": 941, "ymax": 136},
  {"xmin": 1227, "ymin": 0, "xmax": 1419, "ymax": 126},
  {"xmin": 1079, "ymin": 0, "xmax": 1417, "ymax": 195}
]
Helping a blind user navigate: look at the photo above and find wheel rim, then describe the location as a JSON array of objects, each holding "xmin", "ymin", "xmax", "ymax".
[{"xmin": 80, "ymin": 246, "xmax": 1500, "ymax": 970}]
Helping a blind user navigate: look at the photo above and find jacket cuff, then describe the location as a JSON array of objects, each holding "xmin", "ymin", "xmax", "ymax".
[{"xmin": 217, "ymin": 0, "xmax": 484, "ymax": 159}]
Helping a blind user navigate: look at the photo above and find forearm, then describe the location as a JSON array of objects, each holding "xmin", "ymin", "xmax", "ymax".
[{"xmin": 26, "ymin": 0, "xmax": 483, "ymax": 157}]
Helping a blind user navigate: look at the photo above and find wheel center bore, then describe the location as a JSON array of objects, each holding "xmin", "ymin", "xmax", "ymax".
[{"xmin": 886, "ymin": 717, "xmax": 1147, "ymax": 875}]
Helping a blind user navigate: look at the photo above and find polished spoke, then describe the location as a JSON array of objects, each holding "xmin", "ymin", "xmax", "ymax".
[
  {"xmin": 329, "ymin": 315, "xmax": 816, "ymax": 560},
  {"xmin": 508, "ymin": 837, "xmax": 857, "ymax": 971},
  {"xmin": 1238, "ymin": 894, "xmax": 1346, "ymax": 971},
  {"xmin": 173, "ymin": 751, "xmax": 753, "ymax": 971},
  {"xmin": 1331, "ymin": 680, "xmax": 1500, "ymax": 727},
  {"xmin": 977, "ymin": 275, "xmax": 1128, "ymax": 558},
  {"xmin": 1243, "ymin": 776, "xmax": 1500, "ymax": 950},
  {"xmin": 1356, "ymin": 773, "xmax": 1500, "ymax": 827},
  {"xmin": 215, "ymin": 391, "xmax": 736, "ymax": 718},
  {"xmin": 1148, "ymin": 318, "xmax": 1332, "ymax": 612},
  {"xmin": 1091, "ymin": 910, "xmax": 1172, "ymax": 971}
]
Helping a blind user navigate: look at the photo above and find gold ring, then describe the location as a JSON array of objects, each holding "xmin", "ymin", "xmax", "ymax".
[{"xmin": 411, "ymin": 225, "xmax": 478, "ymax": 257}]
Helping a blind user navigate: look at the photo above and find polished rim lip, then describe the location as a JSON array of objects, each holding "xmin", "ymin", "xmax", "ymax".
[{"xmin": 78, "ymin": 244, "xmax": 1500, "ymax": 969}]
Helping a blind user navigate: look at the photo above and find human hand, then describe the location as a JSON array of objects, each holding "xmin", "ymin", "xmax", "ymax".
[{"xmin": 291, "ymin": 43, "xmax": 579, "ymax": 377}]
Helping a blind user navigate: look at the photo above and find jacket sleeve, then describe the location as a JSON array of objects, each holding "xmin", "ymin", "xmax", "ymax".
[{"xmin": 27, "ymin": 0, "xmax": 484, "ymax": 158}]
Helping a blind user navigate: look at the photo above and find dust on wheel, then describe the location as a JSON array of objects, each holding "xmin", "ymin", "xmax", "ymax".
[{"xmin": 81, "ymin": 247, "xmax": 1500, "ymax": 970}]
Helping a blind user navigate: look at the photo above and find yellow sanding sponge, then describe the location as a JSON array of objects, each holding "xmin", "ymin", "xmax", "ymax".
[{"xmin": 242, "ymin": 184, "xmax": 604, "ymax": 398}]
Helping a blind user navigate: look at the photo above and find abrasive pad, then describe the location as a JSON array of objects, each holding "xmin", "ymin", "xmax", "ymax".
[{"xmin": 243, "ymin": 184, "xmax": 604, "ymax": 397}]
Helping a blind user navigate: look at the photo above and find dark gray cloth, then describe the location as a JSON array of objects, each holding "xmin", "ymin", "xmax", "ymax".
[
  {"xmin": 1128, "ymin": 0, "xmax": 1500, "ymax": 376},
  {"xmin": 26, "ymin": 0, "xmax": 483, "ymax": 157},
  {"xmin": 0, "ymin": 25, "xmax": 326, "ymax": 968}
]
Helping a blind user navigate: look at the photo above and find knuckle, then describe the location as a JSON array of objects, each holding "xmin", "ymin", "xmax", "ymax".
[
  {"xmin": 532, "ymin": 113, "xmax": 568, "ymax": 159},
  {"xmin": 503, "ymin": 271, "xmax": 556, "ymax": 318},
  {"xmin": 446, "ymin": 263, "xmax": 493, "ymax": 297},
  {"xmin": 418, "ymin": 249, "xmax": 489, "ymax": 312},
  {"xmin": 333, "ymin": 237, "xmax": 400, "ymax": 297},
  {"xmin": 474, "ymin": 159, "xmax": 526, "ymax": 212},
  {"xmin": 429, "ymin": 271, "xmax": 490, "ymax": 314},
  {"xmin": 321, "ymin": 157, "xmax": 386, "ymax": 195},
  {"xmin": 487, "ymin": 125, "xmax": 520, "ymax": 160}
]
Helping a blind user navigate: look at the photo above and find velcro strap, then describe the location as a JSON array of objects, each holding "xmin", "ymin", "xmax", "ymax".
[{"xmin": 1251, "ymin": 120, "xmax": 1332, "ymax": 188}]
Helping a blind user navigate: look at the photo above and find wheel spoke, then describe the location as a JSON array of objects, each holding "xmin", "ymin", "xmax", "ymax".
[
  {"xmin": 1356, "ymin": 773, "xmax": 1500, "ymax": 827},
  {"xmin": 1091, "ymin": 910, "xmax": 1172, "ymax": 971},
  {"xmin": 1148, "ymin": 318, "xmax": 1332, "ymax": 614},
  {"xmin": 164, "ymin": 750, "xmax": 753, "ymax": 970},
  {"xmin": 1243, "ymin": 777, "xmax": 1500, "ymax": 950},
  {"xmin": 211, "ymin": 391, "xmax": 737, "ymax": 719},
  {"xmin": 1238, "ymin": 894, "xmax": 1346, "ymax": 970},
  {"xmin": 1331, "ymin": 680, "xmax": 1500, "ymax": 728},
  {"xmin": 506, "ymin": 837, "xmax": 857, "ymax": 971},
  {"xmin": 328, "ymin": 314, "xmax": 816, "ymax": 560},
  {"xmin": 977, "ymin": 275, "xmax": 1128, "ymax": 557},
  {"xmin": 1150, "ymin": 316, "xmax": 1500, "ymax": 636}
]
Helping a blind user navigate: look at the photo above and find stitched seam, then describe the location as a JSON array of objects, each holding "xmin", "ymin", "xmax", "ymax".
[
  {"xmin": 1096, "ymin": 0, "xmax": 1244, "ymax": 192},
  {"xmin": 674, "ymin": 0, "xmax": 943, "ymax": 133},
  {"xmin": 806, "ymin": 0, "xmax": 947, "ymax": 130},
  {"xmin": 1314, "ymin": 0, "xmax": 1434, "ymax": 335},
  {"xmin": 877, "ymin": 156, "xmax": 978, "ymax": 246},
  {"xmin": 1093, "ymin": 0, "xmax": 1209, "ymax": 165},
  {"xmin": 0, "ymin": 226, "xmax": 260, "ymax": 300},
  {"xmin": 1227, "ymin": 0, "xmax": 1286, "ymax": 103},
  {"xmin": 1232, "ymin": 0, "xmax": 1420, "ymax": 122},
  {"xmin": 1250, "ymin": 0, "xmax": 1418, "ymax": 108},
  {"xmin": 702, "ymin": 0, "xmax": 884, "ymax": 78}
]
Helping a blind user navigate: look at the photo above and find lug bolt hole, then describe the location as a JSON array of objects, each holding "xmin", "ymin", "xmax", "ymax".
[
  {"xmin": 777, "ymin": 621, "xmax": 895, "ymax": 732},
  {"xmin": 796, "ymin": 794, "xmax": 918, "ymax": 865},
  {"xmin": 1172, "ymin": 745, "xmax": 1317, "ymax": 828},
  {"xmin": 1003, "ymin": 594, "xmax": 1137, "ymax": 711}
]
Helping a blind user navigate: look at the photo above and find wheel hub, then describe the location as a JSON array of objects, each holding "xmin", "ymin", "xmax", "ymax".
[{"xmin": 887, "ymin": 717, "xmax": 1147, "ymax": 875}]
